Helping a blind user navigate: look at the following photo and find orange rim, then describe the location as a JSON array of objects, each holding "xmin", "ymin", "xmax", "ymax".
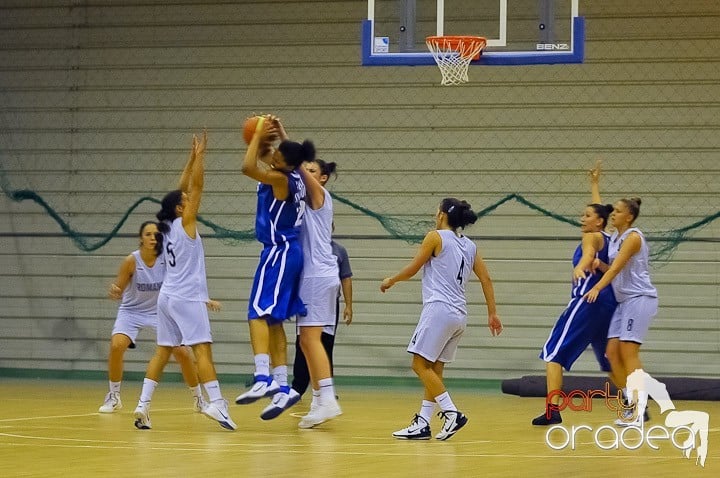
[{"xmin": 426, "ymin": 35, "xmax": 487, "ymax": 60}]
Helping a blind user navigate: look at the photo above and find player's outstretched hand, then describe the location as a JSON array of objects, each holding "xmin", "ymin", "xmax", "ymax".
[
  {"xmin": 206, "ymin": 299, "xmax": 222, "ymax": 312},
  {"xmin": 380, "ymin": 277, "xmax": 394, "ymax": 293},
  {"xmin": 589, "ymin": 159, "xmax": 602, "ymax": 182}
]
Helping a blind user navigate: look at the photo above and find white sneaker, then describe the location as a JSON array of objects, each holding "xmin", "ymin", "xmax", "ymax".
[
  {"xmin": 235, "ymin": 375, "xmax": 280, "ymax": 405},
  {"xmin": 202, "ymin": 399, "xmax": 237, "ymax": 431},
  {"xmin": 260, "ymin": 387, "xmax": 301, "ymax": 420},
  {"xmin": 392, "ymin": 414, "xmax": 431, "ymax": 440},
  {"xmin": 298, "ymin": 397, "xmax": 342, "ymax": 429},
  {"xmin": 193, "ymin": 395, "xmax": 207, "ymax": 413},
  {"xmin": 435, "ymin": 410, "xmax": 468, "ymax": 440},
  {"xmin": 133, "ymin": 402, "xmax": 151, "ymax": 430},
  {"xmin": 98, "ymin": 392, "xmax": 122, "ymax": 413}
]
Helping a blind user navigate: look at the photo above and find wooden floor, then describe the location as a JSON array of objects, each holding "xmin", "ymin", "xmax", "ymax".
[{"xmin": 0, "ymin": 378, "xmax": 717, "ymax": 477}]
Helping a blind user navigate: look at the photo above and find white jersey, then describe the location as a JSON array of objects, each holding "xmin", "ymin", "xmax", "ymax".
[
  {"xmin": 300, "ymin": 188, "xmax": 338, "ymax": 279},
  {"xmin": 118, "ymin": 250, "xmax": 165, "ymax": 316},
  {"xmin": 609, "ymin": 227, "xmax": 657, "ymax": 302},
  {"xmin": 159, "ymin": 217, "xmax": 209, "ymax": 302},
  {"xmin": 421, "ymin": 229, "xmax": 476, "ymax": 314}
]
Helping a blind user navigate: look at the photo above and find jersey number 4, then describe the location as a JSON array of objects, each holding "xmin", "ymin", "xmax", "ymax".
[{"xmin": 456, "ymin": 258, "xmax": 465, "ymax": 285}]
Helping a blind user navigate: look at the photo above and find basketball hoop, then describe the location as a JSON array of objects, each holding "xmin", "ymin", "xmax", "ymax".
[{"xmin": 425, "ymin": 35, "xmax": 487, "ymax": 86}]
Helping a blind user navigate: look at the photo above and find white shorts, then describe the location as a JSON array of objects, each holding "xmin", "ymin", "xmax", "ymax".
[
  {"xmin": 156, "ymin": 292, "xmax": 212, "ymax": 347},
  {"xmin": 111, "ymin": 309, "xmax": 157, "ymax": 345},
  {"xmin": 608, "ymin": 295, "xmax": 658, "ymax": 344},
  {"xmin": 297, "ymin": 275, "xmax": 340, "ymax": 328},
  {"xmin": 407, "ymin": 301, "xmax": 466, "ymax": 363}
]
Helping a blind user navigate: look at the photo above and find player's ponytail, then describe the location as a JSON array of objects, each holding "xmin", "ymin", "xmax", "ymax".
[
  {"xmin": 156, "ymin": 189, "xmax": 182, "ymax": 233},
  {"xmin": 279, "ymin": 139, "xmax": 316, "ymax": 168},
  {"xmin": 316, "ymin": 159, "xmax": 338, "ymax": 179},
  {"xmin": 441, "ymin": 198, "xmax": 478, "ymax": 230}
]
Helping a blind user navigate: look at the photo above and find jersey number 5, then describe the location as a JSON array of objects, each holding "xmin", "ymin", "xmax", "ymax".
[{"xmin": 166, "ymin": 241, "xmax": 176, "ymax": 267}]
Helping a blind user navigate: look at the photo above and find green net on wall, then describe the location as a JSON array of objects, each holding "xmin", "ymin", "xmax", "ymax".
[{"xmin": 2, "ymin": 160, "xmax": 718, "ymax": 261}]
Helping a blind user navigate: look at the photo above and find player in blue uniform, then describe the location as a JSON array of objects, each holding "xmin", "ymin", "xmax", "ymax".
[
  {"xmin": 532, "ymin": 162, "xmax": 618, "ymax": 425},
  {"xmin": 235, "ymin": 115, "xmax": 316, "ymax": 418}
]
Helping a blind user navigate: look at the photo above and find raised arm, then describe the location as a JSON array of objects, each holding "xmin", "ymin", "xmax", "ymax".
[
  {"xmin": 181, "ymin": 131, "xmax": 206, "ymax": 238},
  {"xmin": 269, "ymin": 114, "xmax": 290, "ymax": 142},
  {"xmin": 380, "ymin": 231, "xmax": 441, "ymax": 292},
  {"xmin": 178, "ymin": 135, "xmax": 197, "ymax": 192},
  {"xmin": 298, "ymin": 166, "xmax": 325, "ymax": 210},
  {"xmin": 584, "ymin": 232, "xmax": 642, "ymax": 302},
  {"xmin": 472, "ymin": 251, "xmax": 503, "ymax": 336},
  {"xmin": 241, "ymin": 116, "xmax": 289, "ymax": 197},
  {"xmin": 590, "ymin": 159, "xmax": 602, "ymax": 204},
  {"xmin": 108, "ymin": 254, "xmax": 136, "ymax": 300}
]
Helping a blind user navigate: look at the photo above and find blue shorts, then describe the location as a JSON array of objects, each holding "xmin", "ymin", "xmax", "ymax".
[
  {"xmin": 540, "ymin": 296, "xmax": 615, "ymax": 372},
  {"xmin": 248, "ymin": 240, "xmax": 306, "ymax": 324}
]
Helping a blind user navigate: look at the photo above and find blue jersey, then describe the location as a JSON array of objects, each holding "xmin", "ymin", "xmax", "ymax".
[
  {"xmin": 540, "ymin": 231, "xmax": 617, "ymax": 372},
  {"xmin": 571, "ymin": 231, "xmax": 617, "ymax": 307},
  {"xmin": 254, "ymin": 170, "xmax": 306, "ymax": 246}
]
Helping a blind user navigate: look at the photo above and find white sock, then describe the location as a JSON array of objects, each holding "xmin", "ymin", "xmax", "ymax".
[
  {"xmin": 318, "ymin": 377, "xmax": 336, "ymax": 403},
  {"xmin": 139, "ymin": 378, "xmax": 158, "ymax": 403},
  {"xmin": 435, "ymin": 391, "xmax": 457, "ymax": 412},
  {"xmin": 254, "ymin": 354, "xmax": 270, "ymax": 377},
  {"xmin": 419, "ymin": 400, "xmax": 436, "ymax": 423},
  {"xmin": 311, "ymin": 389, "xmax": 320, "ymax": 407},
  {"xmin": 203, "ymin": 380, "xmax": 222, "ymax": 402},
  {"xmin": 109, "ymin": 380, "xmax": 121, "ymax": 394},
  {"xmin": 273, "ymin": 365, "xmax": 288, "ymax": 387},
  {"xmin": 189, "ymin": 384, "xmax": 203, "ymax": 399}
]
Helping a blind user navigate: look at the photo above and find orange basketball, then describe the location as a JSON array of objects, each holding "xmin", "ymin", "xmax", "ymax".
[{"xmin": 242, "ymin": 116, "xmax": 264, "ymax": 144}]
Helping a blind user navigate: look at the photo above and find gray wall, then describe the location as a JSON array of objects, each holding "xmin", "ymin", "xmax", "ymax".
[{"xmin": 1, "ymin": 0, "xmax": 718, "ymax": 382}]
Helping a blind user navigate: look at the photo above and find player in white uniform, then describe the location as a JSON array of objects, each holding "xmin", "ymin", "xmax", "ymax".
[
  {"xmin": 262, "ymin": 158, "xmax": 343, "ymax": 425},
  {"xmin": 131, "ymin": 131, "xmax": 237, "ymax": 431},
  {"xmin": 381, "ymin": 198, "xmax": 503, "ymax": 441},
  {"xmin": 585, "ymin": 197, "xmax": 658, "ymax": 426},
  {"xmin": 98, "ymin": 221, "xmax": 205, "ymax": 414}
]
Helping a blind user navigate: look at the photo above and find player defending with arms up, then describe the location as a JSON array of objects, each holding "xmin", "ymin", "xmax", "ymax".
[
  {"xmin": 132, "ymin": 131, "xmax": 236, "ymax": 431},
  {"xmin": 381, "ymin": 198, "xmax": 502, "ymax": 441}
]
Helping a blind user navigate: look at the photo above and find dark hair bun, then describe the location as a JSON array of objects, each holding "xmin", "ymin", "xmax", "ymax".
[{"xmin": 301, "ymin": 140, "xmax": 316, "ymax": 163}]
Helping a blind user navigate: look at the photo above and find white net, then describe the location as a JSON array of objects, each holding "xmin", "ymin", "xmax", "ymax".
[{"xmin": 426, "ymin": 36, "xmax": 487, "ymax": 86}]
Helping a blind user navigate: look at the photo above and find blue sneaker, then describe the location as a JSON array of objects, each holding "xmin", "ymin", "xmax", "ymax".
[
  {"xmin": 260, "ymin": 386, "xmax": 301, "ymax": 420},
  {"xmin": 235, "ymin": 375, "xmax": 280, "ymax": 405}
]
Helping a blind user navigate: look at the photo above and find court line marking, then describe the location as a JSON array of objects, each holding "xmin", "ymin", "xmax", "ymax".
[{"xmin": 0, "ymin": 439, "xmax": 687, "ymax": 460}]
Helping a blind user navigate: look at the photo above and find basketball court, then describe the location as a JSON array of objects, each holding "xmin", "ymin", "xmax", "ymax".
[{"xmin": 1, "ymin": 379, "xmax": 717, "ymax": 476}]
